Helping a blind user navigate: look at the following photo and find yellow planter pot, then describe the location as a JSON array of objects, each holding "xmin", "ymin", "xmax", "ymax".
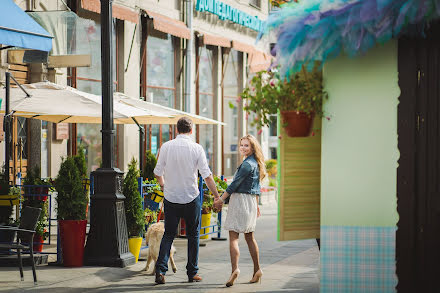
[
  {"xmin": 200, "ymin": 213, "xmax": 212, "ymax": 240},
  {"xmin": 128, "ymin": 237, "xmax": 143, "ymax": 263},
  {"xmin": 0, "ymin": 194, "xmax": 19, "ymax": 206}
]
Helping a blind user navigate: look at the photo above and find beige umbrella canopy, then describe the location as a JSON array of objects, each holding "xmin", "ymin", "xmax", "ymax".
[
  {"xmin": 1, "ymin": 82, "xmax": 225, "ymax": 125},
  {"xmin": 0, "ymin": 81, "xmax": 171, "ymax": 124},
  {"xmin": 114, "ymin": 92, "xmax": 225, "ymax": 125}
]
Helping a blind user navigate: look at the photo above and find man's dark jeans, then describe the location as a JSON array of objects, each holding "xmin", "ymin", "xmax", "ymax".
[{"xmin": 155, "ymin": 197, "xmax": 201, "ymax": 278}]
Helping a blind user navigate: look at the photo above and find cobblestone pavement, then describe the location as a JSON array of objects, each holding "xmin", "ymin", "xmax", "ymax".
[{"xmin": 0, "ymin": 200, "xmax": 320, "ymax": 293}]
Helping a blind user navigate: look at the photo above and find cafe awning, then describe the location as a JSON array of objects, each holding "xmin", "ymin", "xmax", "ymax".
[
  {"xmin": 143, "ymin": 10, "xmax": 191, "ymax": 39},
  {"xmin": 0, "ymin": 0, "xmax": 52, "ymax": 52}
]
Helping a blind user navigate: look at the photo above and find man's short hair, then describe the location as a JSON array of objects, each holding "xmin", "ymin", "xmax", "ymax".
[{"xmin": 177, "ymin": 117, "xmax": 193, "ymax": 134}]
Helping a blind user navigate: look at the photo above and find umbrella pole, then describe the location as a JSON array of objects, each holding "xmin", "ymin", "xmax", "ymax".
[{"xmin": 4, "ymin": 72, "xmax": 10, "ymax": 186}]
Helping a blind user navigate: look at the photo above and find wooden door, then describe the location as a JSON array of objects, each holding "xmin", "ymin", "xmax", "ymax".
[{"xmin": 397, "ymin": 22, "xmax": 440, "ymax": 292}]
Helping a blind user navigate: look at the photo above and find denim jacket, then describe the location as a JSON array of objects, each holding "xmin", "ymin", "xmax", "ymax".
[{"xmin": 225, "ymin": 154, "xmax": 261, "ymax": 195}]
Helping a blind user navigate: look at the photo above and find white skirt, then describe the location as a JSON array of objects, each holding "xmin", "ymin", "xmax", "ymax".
[{"xmin": 224, "ymin": 193, "xmax": 258, "ymax": 233}]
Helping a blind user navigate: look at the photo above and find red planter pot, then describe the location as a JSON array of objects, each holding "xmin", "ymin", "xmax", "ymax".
[
  {"xmin": 281, "ymin": 111, "xmax": 315, "ymax": 137},
  {"xmin": 59, "ymin": 220, "xmax": 87, "ymax": 267},
  {"xmin": 33, "ymin": 234, "xmax": 43, "ymax": 252}
]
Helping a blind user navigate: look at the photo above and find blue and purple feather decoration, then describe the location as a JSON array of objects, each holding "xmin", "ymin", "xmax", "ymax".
[{"xmin": 260, "ymin": 0, "xmax": 440, "ymax": 77}]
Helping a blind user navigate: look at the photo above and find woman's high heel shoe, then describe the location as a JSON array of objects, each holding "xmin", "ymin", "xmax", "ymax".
[
  {"xmin": 226, "ymin": 268, "xmax": 240, "ymax": 287},
  {"xmin": 249, "ymin": 269, "xmax": 263, "ymax": 284}
]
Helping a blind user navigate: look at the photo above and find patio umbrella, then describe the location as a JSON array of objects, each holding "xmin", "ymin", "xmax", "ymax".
[
  {"xmin": 0, "ymin": 81, "xmax": 171, "ymax": 124},
  {"xmin": 114, "ymin": 92, "xmax": 225, "ymax": 125}
]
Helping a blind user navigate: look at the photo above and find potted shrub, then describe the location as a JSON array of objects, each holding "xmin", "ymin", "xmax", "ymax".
[
  {"xmin": 123, "ymin": 158, "xmax": 145, "ymax": 263},
  {"xmin": 241, "ymin": 66, "xmax": 328, "ymax": 137},
  {"xmin": 143, "ymin": 150, "xmax": 157, "ymax": 180},
  {"xmin": 74, "ymin": 146, "xmax": 90, "ymax": 216},
  {"xmin": 55, "ymin": 156, "xmax": 88, "ymax": 267}
]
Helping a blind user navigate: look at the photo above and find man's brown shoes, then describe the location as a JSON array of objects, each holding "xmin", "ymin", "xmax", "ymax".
[
  {"xmin": 188, "ymin": 274, "xmax": 202, "ymax": 282},
  {"xmin": 155, "ymin": 272, "xmax": 165, "ymax": 284}
]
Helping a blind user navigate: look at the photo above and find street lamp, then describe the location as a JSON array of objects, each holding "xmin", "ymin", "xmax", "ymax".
[{"xmin": 84, "ymin": 0, "xmax": 135, "ymax": 267}]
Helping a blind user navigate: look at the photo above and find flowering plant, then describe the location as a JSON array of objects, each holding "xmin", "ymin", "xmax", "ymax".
[{"xmin": 241, "ymin": 67, "xmax": 327, "ymax": 130}]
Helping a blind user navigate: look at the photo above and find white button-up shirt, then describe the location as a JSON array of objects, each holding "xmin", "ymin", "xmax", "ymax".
[{"xmin": 153, "ymin": 134, "xmax": 212, "ymax": 204}]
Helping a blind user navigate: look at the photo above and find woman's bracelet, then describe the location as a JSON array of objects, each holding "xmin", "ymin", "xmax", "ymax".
[{"xmin": 218, "ymin": 197, "xmax": 224, "ymax": 203}]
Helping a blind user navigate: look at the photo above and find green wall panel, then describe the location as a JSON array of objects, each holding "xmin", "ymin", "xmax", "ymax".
[{"xmin": 321, "ymin": 41, "xmax": 400, "ymax": 227}]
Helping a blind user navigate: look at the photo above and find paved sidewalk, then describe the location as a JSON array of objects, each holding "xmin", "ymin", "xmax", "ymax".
[{"xmin": 0, "ymin": 198, "xmax": 320, "ymax": 292}]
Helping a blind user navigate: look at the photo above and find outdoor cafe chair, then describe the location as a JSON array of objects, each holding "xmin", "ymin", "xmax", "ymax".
[{"xmin": 0, "ymin": 206, "xmax": 41, "ymax": 284}]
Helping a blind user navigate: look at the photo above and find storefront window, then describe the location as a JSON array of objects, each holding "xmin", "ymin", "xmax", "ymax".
[
  {"xmin": 68, "ymin": 17, "xmax": 118, "ymax": 173},
  {"xmin": 151, "ymin": 125, "xmax": 160, "ymax": 156},
  {"xmin": 198, "ymin": 48, "xmax": 214, "ymax": 170},
  {"xmin": 146, "ymin": 35, "xmax": 175, "ymax": 146},
  {"xmin": 223, "ymin": 50, "xmax": 240, "ymax": 176}
]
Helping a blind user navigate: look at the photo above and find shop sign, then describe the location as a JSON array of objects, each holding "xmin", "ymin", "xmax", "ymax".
[
  {"xmin": 55, "ymin": 123, "xmax": 69, "ymax": 140},
  {"xmin": 195, "ymin": 0, "xmax": 265, "ymax": 32}
]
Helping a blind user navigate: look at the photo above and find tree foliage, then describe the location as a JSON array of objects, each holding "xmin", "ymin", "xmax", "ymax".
[
  {"xmin": 55, "ymin": 157, "xmax": 88, "ymax": 220},
  {"xmin": 143, "ymin": 150, "xmax": 157, "ymax": 181},
  {"xmin": 123, "ymin": 158, "xmax": 145, "ymax": 237}
]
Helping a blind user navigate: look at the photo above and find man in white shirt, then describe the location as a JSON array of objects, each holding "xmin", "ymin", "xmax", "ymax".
[{"xmin": 153, "ymin": 117, "xmax": 220, "ymax": 284}]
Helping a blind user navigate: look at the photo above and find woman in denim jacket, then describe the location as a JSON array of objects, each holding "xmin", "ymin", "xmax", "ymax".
[{"xmin": 214, "ymin": 134, "xmax": 266, "ymax": 287}]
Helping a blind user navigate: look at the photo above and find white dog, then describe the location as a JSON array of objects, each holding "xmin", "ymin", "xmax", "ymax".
[{"xmin": 144, "ymin": 222, "xmax": 177, "ymax": 275}]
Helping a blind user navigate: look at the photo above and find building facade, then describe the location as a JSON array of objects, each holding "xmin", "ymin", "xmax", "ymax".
[{"xmin": 0, "ymin": 0, "xmax": 270, "ymax": 182}]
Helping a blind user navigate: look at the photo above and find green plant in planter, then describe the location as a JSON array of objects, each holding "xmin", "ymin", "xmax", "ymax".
[
  {"xmin": 213, "ymin": 175, "xmax": 228, "ymax": 193},
  {"xmin": 123, "ymin": 158, "xmax": 145, "ymax": 237},
  {"xmin": 202, "ymin": 194, "xmax": 214, "ymax": 214},
  {"xmin": 143, "ymin": 150, "xmax": 157, "ymax": 180},
  {"xmin": 33, "ymin": 200, "xmax": 49, "ymax": 240},
  {"xmin": 240, "ymin": 66, "xmax": 328, "ymax": 130},
  {"xmin": 74, "ymin": 146, "xmax": 88, "ymax": 179},
  {"xmin": 55, "ymin": 157, "xmax": 88, "ymax": 220}
]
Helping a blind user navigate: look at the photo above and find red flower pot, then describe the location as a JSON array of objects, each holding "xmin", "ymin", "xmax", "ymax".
[
  {"xmin": 33, "ymin": 234, "xmax": 44, "ymax": 252},
  {"xmin": 59, "ymin": 220, "xmax": 87, "ymax": 267},
  {"xmin": 281, "ymin": 111, "xmax": 315, "ymax": 137}
]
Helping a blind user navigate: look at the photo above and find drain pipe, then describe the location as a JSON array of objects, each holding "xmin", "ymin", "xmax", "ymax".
[{"xmin": 184, "ymin": 0, "xmax": 193, "ymax": 112}]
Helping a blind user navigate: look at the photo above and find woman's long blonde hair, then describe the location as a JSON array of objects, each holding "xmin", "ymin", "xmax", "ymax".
[{"xmin": 240, "ymin": 134, "xmax": 267, "ymax": 181}]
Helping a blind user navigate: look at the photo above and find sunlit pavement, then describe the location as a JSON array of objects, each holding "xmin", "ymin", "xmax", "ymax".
[{"xmin": 0, "ymin": 198, "xmax": 319, "ymax": 293}]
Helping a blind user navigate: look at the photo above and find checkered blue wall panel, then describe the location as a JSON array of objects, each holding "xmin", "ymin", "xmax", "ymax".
[{"xmin": 321, "ymin": 226, "xmax": 397, "ymax": 293}]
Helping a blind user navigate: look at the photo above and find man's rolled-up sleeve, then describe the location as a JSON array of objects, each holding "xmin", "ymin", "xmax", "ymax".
[
  {"xmin": 197, "ymin": 146, "xmax": 212, "ymax": 179},
  {"xmin": 153, "ymin": 146, "xmax": 166, "ymax": 176},
  {"xmin": 225, "ymin": 162, "xmax": 252, "ymax": 194}
]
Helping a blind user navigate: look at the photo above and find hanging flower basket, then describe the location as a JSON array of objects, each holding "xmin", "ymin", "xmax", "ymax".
[{"xmin": 281, "ymin": 111, "xmax": 314, "ymax": 137}]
